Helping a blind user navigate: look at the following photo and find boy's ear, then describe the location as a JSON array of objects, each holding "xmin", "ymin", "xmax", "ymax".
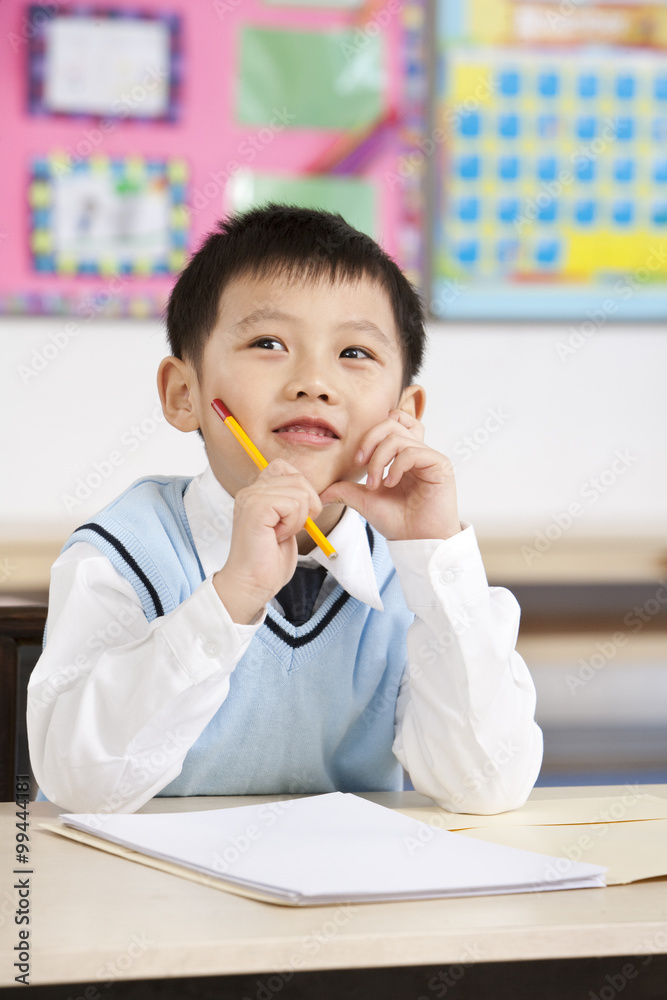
[
  {"xmin": 157, "ymin": 356, "xmax": 201, "ymax": 432},
  {"xmin": 397, "ymin": 384, "xmax": 426, "ymax": 421}
]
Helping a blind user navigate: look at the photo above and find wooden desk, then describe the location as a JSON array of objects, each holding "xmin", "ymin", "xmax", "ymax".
[{"xmin": 1, "ymin": 786, "xmax": 666, "ymax": 998}]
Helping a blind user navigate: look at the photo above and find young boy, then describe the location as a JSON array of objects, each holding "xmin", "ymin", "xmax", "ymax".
[{"xmin": 28, "ymin": 205, "xmax": 543, "ymax": 815}]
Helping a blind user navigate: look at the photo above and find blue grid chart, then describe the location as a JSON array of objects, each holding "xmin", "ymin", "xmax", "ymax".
[{"xmin": 433, "ymin": 48, "xmax": 667, "ymax": 319}]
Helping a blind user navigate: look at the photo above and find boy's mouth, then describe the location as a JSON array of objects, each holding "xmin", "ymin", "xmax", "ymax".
[{"xmin": 272, "ymin": 417, "xmax": 340, "ymax": 442}]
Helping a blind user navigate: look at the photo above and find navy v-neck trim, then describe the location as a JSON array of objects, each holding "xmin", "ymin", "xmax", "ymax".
[
  {"xmin": 264, "ymin": 588, "xmax": 352, "ymax": 647},
  {"xmin": 262, "ymin": 522, "xmax": 376, "ymax": 648}
]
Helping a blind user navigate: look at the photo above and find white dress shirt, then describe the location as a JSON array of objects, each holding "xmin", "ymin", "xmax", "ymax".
[{"xmin": 27, "ymin": 464, "xmax": 543, "ymax": 814}]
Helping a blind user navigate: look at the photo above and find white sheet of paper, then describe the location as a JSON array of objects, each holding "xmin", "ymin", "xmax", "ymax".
[
  {"xmin": 44, "ymin": 16, "xmax": 170, "ymax": 116},
  {"xmin": 52, "ymin": 169, "xmax": 170, "ymax": 263},
  {"xmin": 59, "ymin": 792, "xmax": 606, "ymax": 905}
]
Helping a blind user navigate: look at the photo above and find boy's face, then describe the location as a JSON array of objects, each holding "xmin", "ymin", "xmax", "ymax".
[{"xmin": 171, "ymin": 272, "xmax": 424, "ymax": 498}]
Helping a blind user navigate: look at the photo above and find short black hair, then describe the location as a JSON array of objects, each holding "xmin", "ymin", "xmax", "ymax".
[{"xmin": 166, "ymin": 203, "xmax": 426, "ymax": 389}]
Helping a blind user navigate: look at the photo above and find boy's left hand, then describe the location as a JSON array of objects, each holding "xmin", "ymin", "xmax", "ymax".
[{"xmin": 319, "ymin": 410, "xmax": 461, "ymax": 542}]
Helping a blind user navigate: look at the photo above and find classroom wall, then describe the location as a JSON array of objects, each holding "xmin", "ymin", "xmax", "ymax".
[{"xmin": 2, "ymin": 316, "xmax": 665, "ymax": 541}]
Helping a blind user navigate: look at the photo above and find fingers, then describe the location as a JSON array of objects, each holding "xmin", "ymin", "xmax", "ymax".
[
  {"xmin": 237, "ymin": 459, "xmax": 323, "ymax": 539},
  {"xmin": 267, "ymin": 491, "xmax": 315, "ymax": 544},
  {"xmin": 355, "ymin": 410, "xmax": 424, "ymax": 471},
  {"xmin": 365, "ymin": 433, "xmax": 453, "ymax": 491},
  {"xmin": 380, "ymin": 444, "xmax": 450, "ymax": 489},
  {"xmin": 256, "ymin": 459, "xmax": 322, "ymax": 513},
  {"xmin": 367, "ymin": 438, "xmax": 411, "ymax": 489},
  {"xmin": 363, "ymin": 431, "xmax": 423, "ymax": 489}
]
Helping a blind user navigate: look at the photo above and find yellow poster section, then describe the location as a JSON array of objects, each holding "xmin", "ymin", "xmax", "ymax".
[
  {"xmin": 448, "ymin": 63, "xmax": 498, "ymax": 106},
  {"xmin": 562, "ymin": 231, "xmax": 667, "ymax": 280},
  {"xmin": 467, "ymin": 0, "xmax": 510, "ymax": 44},
  {"xmin": 463, "ymin": 0, "xmax": 667, "ymax": 47}
]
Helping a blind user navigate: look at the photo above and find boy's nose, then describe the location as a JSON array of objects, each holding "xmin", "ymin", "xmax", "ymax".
[{"xmin": 284, "ymin": 368, "xmax": 339, "ymax": 403}]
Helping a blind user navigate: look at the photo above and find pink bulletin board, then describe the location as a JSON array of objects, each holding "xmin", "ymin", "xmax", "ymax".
[{"xmin": 0, "ymin": 0, "xmax": 427, "ymax": 320}]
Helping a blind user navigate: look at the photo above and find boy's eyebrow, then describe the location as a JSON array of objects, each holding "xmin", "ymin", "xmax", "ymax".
[
  {"xmin": 233, "ymin": 309, "xmax": 395, "ymax": 351},
  {"xmin": 335, "ymin": 318, "xmax": 395, "ymax": 351},
  {"xmin": 233, "ymin": 307, "xmax": 295, "ymax": 334}
]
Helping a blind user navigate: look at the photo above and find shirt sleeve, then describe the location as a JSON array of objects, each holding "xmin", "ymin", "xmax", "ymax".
[
  {"xmin": 387, "ymin": 524, "xmax": 543, "ymax": 814},
  {"xmin": 27, "ymin": 542, "xmax": 264, "ymax": 814}
]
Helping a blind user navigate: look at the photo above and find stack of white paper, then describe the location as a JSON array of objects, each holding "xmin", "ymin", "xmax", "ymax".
[{"xmin": 57, "ymin": 792, "xmax": 606, "ymax": 905}]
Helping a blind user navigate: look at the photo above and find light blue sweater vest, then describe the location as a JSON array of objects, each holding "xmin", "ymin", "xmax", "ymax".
[{"xmin": 61, "ymin": 476, "xmax": 414, "ymax": 796}]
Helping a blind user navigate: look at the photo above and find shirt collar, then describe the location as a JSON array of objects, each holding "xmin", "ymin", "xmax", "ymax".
[{"xmin": 184, "ymin": 464, "xmax": 384, "ymax": 612}]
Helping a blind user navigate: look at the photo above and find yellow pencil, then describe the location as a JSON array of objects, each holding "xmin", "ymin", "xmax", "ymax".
[{"xmin": 211, "ymin": 398, "xmax": 337, "ymax": 560}]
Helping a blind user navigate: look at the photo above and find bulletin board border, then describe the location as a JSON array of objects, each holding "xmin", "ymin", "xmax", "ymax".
[
  {"xmin": 28, "ymin": 154, "xmax": 189, "ymax": 278},
  {"xmin": 27, "ymin": 3, "xmax": 183, "ymax": 122}
]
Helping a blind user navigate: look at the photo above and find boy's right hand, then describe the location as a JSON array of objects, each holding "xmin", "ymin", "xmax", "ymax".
[{"xmin": 213, "ymin": 459, "xmax": 322, "ymax": 624}]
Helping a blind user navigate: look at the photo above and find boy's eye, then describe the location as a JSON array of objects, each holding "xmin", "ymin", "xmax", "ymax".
[
  {"xmin": 340, "ymin": 346, "xmax": 373, "ymax": 360},
  {"xmin": 251, "ymin": 337, "xmax": 286, "ymax": 351}
]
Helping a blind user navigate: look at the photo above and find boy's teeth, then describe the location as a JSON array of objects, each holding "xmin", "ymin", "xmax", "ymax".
[{"xmin": 283, "ymin": 425, "xmax": 332, "ymax": 436}]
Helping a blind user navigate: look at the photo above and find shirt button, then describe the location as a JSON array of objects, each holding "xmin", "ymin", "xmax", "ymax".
[
  {"xmin": 440, "ymin": 568, "xmax": 461, "ymax": 584},
  {"xmin": 202, "ymin": 640, "xmax": 219, "ymax": 658}
]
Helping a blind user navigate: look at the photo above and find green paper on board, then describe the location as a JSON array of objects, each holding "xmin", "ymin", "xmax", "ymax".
[
  {"xmin": 228, "ymin": 170, "xmax": 377, "ymax": 238},
  {"xmin": 238, "ymin": 27, "xmax": 384, "ymax": 129}
]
